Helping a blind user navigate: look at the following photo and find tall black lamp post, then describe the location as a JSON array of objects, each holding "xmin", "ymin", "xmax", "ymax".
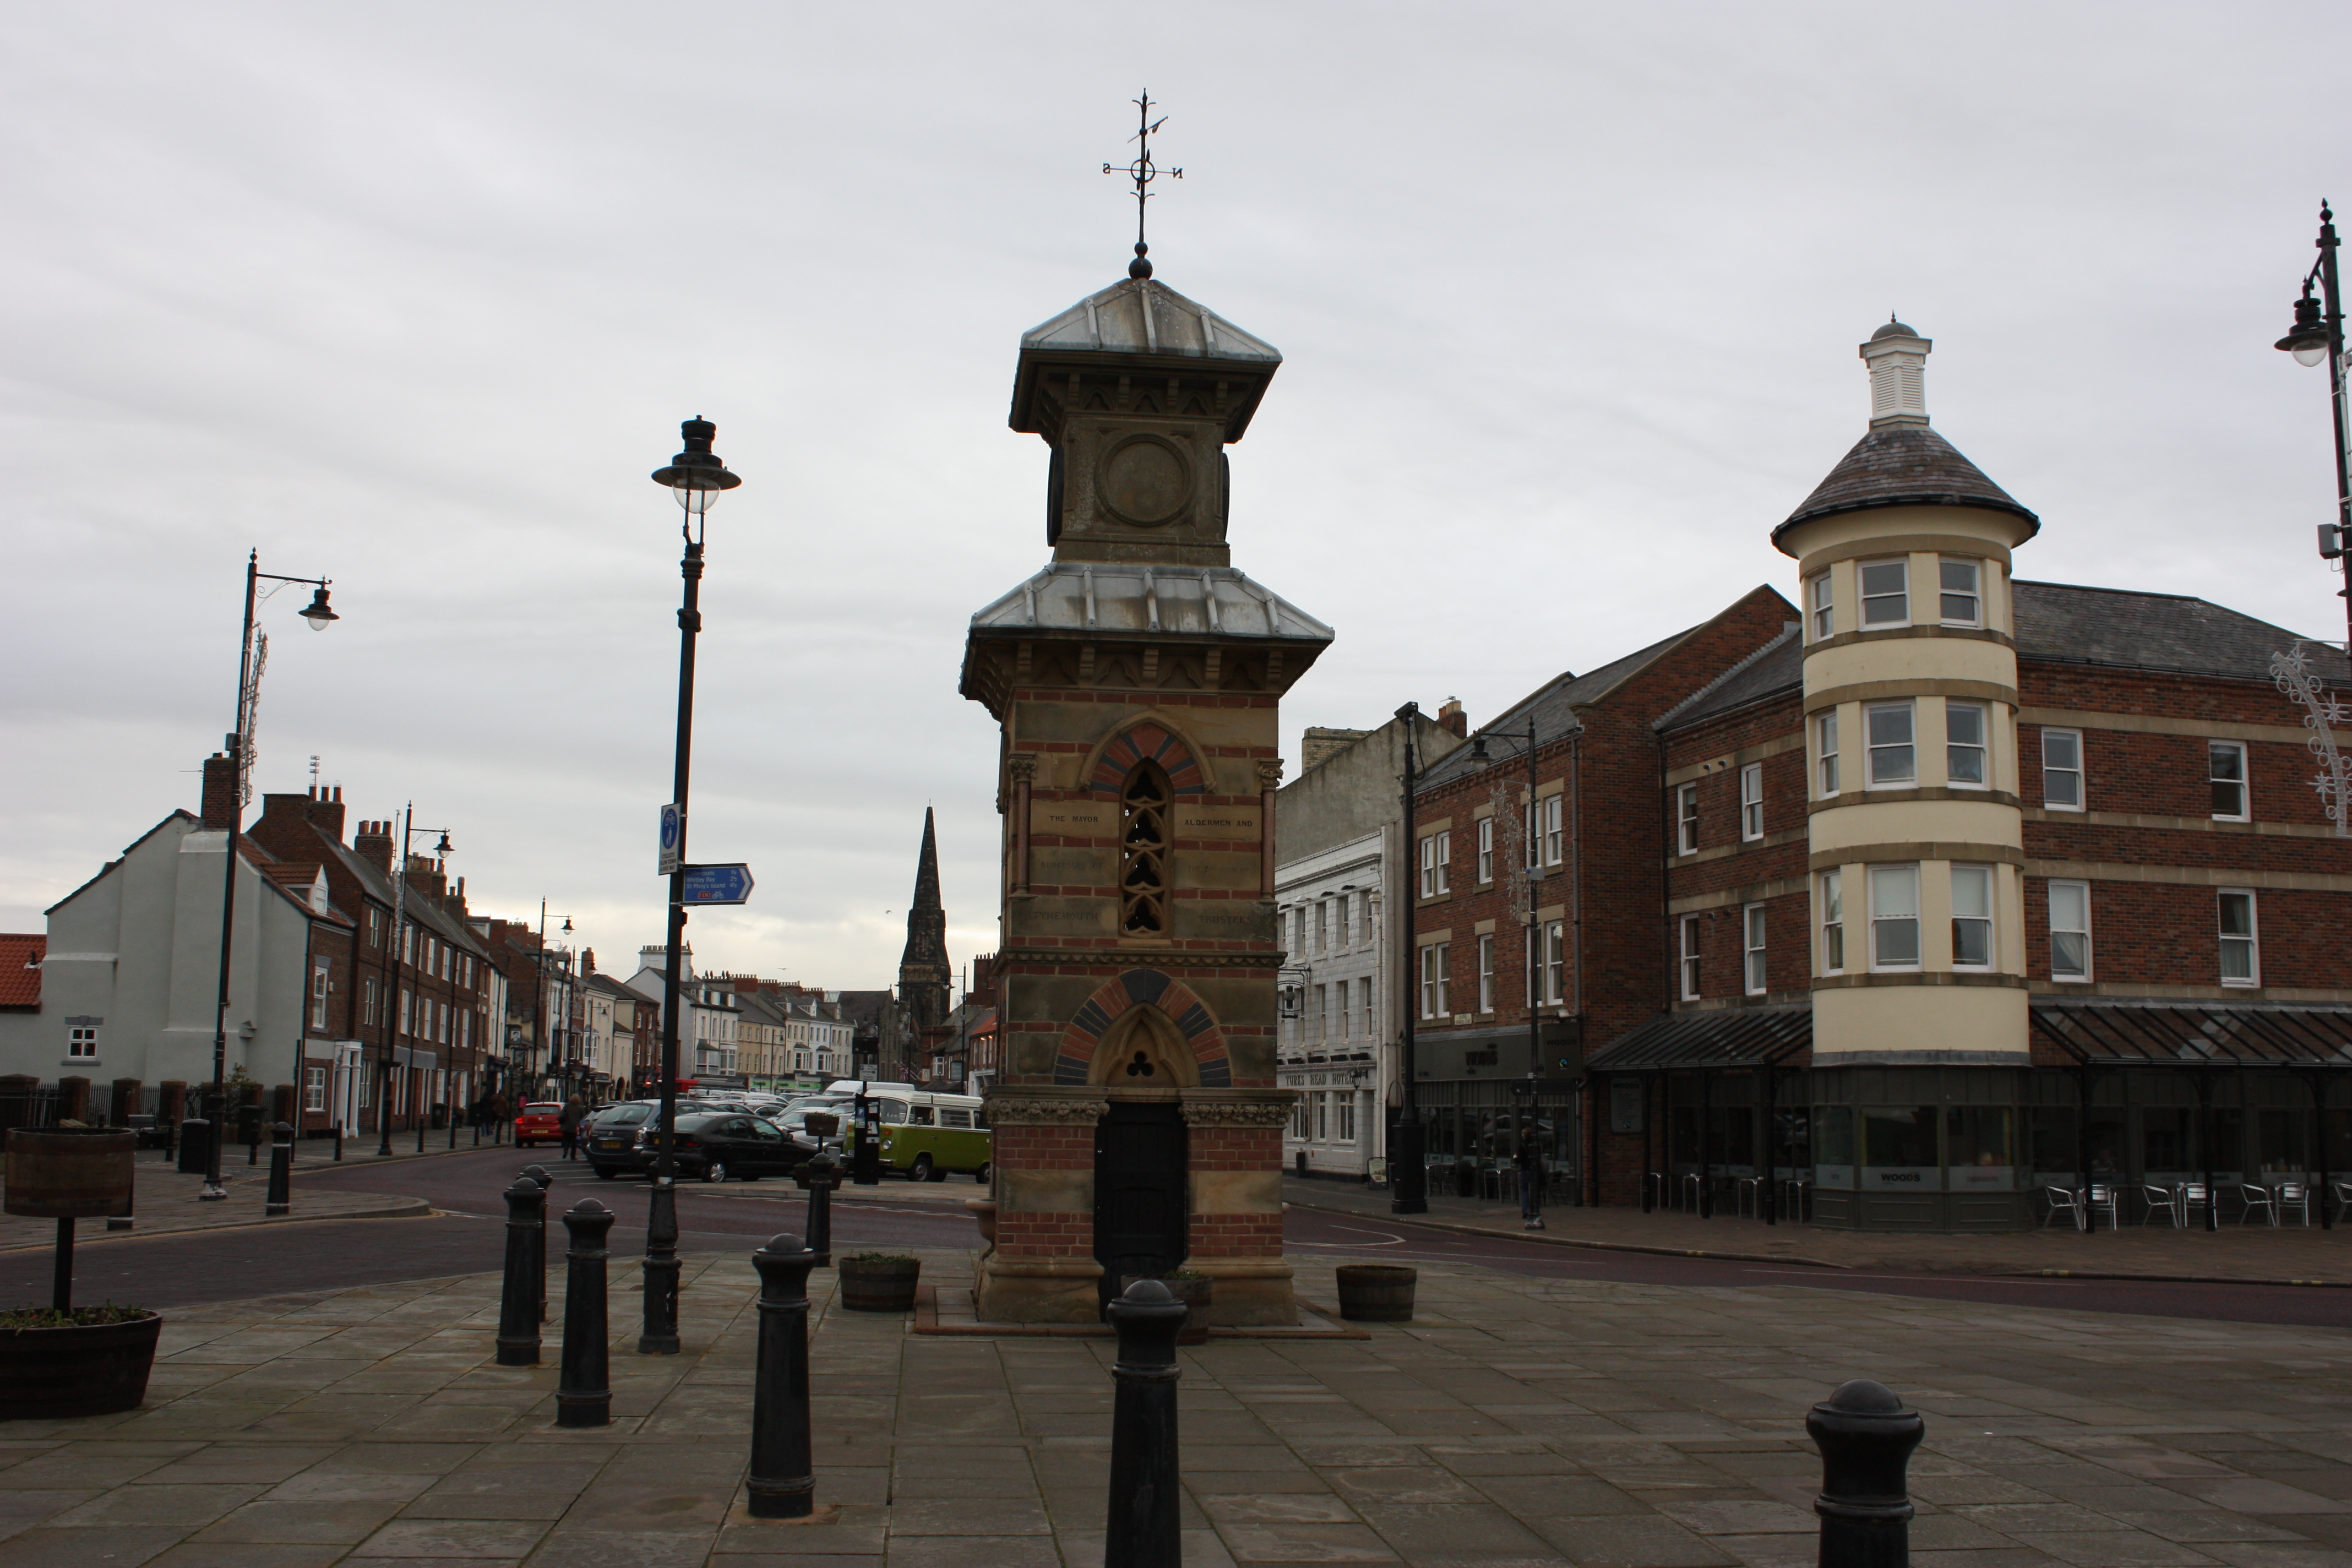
[
  {"xmin": 640, "ymin": 416, "xmax": 741, "ymax": 1355},
  {"xmin": 2272, "ymin": 201, "xmax": 2352, "ymax": 654},
  {"xmin": 204, "ymin": 553, "xmax": 339, "ymax": 1200}
]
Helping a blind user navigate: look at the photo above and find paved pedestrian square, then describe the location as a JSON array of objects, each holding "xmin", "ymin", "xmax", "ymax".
[{"xmin": 2, "ymin": 1244, "xmax": 2349, "ymax": 1568}]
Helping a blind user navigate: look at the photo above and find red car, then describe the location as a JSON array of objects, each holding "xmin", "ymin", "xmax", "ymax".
[{"xmin": 514, "ymin": 1102, "xmax": 566, "ymax": 1146}]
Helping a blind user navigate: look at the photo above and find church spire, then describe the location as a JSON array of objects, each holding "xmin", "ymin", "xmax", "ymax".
[{"xmin": 896, "ymin": 808, "xmax": 952, "ymax": 1032}]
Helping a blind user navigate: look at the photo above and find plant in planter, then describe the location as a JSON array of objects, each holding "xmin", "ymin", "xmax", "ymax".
[
  {"xmin": 1119, "ymin": 1270, "xmax": 1212, "ymax": 1343},
  {"xmin": 837, "ymin": 1253, "xmax": 921, "ymax": 1313},
  {"xmin": 2, "ymin": 1127, "xmax": 157, "ymax": 1417}
]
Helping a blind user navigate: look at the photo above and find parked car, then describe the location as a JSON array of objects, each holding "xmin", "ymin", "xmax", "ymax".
[
  {"xmin": 583, "ymin": 1102, "xmax": 658, "ymax": 1178},
  {"xmin": 514, "ymin": 1102, "xmax": 565, "ymax": 1147},
  {"xmin": 633, "ymin": 1109, "xmax": 812, "ymax": 1182}
]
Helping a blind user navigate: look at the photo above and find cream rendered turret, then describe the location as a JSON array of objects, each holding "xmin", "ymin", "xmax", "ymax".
[{"xmin": 1777, "ymin": 322, "xmax": 2040, "ymax": 1068}]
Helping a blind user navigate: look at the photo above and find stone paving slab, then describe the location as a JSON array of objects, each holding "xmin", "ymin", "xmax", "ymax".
[
  {"xmin": 1284, "ymin": 1178, "xmax": 2352, "ymax": 1286},
  {"xmin": 4, "ymin": 1246, "xmax": 2352, "ymax": 1567}
]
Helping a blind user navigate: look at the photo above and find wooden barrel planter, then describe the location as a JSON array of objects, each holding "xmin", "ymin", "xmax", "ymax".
[
  {"xmin": 1335, "ymin": 1264, "xmax": 1417, "ymax": 1322},
  {"xmin": 838, "ymin": 1254, "xmax": 920, "ymax": 1313},
  {"xmin": 0, "ymin": 1309, "xmax": 162, "ymax": 1419},
  {"xmin": 1120, "ymin": 1275, "xmax": 1212, "ymax": 1343}
]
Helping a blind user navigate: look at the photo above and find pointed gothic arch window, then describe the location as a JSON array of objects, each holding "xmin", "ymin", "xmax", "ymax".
[{"xmin": 1119, "ymin": 760, "xmax": 1171, "ymax": 935}]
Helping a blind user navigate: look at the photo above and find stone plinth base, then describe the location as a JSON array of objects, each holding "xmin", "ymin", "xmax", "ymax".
[
  {"xmin": 975, "ymin": 1254, "xmax": 1102, "ymax": 1324},
  {"xmin": 1183, "ymin": 1256, "xmax": 1296, "ymax": 1326},
  {"xmin": 974, "ymin": 1251, "xmax": 1297, "ymax": 1325}
]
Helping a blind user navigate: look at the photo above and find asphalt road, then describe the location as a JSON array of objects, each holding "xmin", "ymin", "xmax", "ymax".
[{"xmin": 7, "ymin": 1146, "xmax": 2348, "ymax": 1327}]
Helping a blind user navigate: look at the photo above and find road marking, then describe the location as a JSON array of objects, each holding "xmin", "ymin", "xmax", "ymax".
[{"xmin": 1291, "ymin": 1223, "xmax": 1408, "ymax": 1247}]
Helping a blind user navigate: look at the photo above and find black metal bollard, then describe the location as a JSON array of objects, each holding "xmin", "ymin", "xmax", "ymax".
[
  {"xmin": 265, "ymin": 1121, "xmax": 293, "ymax": 1216},
  {"xmin": 522, "ymin": 1165, "xmax": 553, "ymax": 1322},
  {"xmin": 747, "ymin": 1232, "xmax": 819, "ymax": 1517},
  {"xmin": 792, "ymin": 1152, "xmax": 841, "ymax": 1266},
  {"xmin": 556, "ymin": 1200, "xmax": 615, "ymax": 1428},
  {"xmin": 333, "ymin": 1122, "xmax": 344, "ymax": 1161},
  {"xmin": 496, "ymin": 1178, "xmax": 546, "ymax": 1365},
  {"xmin": 1104, "ymin": 1278, "xmax": 1187, "ymax": 1568},
  {"xmin": 1809, "ymin": 1379, "xmax": 1924, "ymax": 1568}
]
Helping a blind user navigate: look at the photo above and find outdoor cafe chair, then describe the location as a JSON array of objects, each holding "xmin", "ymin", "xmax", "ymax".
[
  {"xmin": 2138, "ymin": 1184, "xmax": 2182, "ymax": 1227},
  {"xmin": 2333, "ymin": 1180, "xmax": 2352, "ymax": 1224},
  {"xmin": 2179, "ymin": 1183, "xmax": 2210, "ymax": 1229},
  {"xmin": 2041, "ymin": 1185, "xmax": 2086, "ymax": 1230},
  {"xmin": 2086, "ymin": 1183, "xmax": 2120, "ymax": 1231},
  {"xmin": 2277, "ymin": 1182, "xmax": 2312, "ymax": 1227},
  {"xmin": 1783, "ymin": 1177, "xmax": 1810, "ymax": 1223},
  {"xmin": 2240, "ymin": 1183, "xmax": 2277, "ymax": 1226},
  {"xmin": 1681, "ymin": 1172, "xmax": 1704, "ymax": 1213}
]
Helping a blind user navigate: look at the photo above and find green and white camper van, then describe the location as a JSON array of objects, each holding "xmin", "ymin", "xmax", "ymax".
[{"xmin": 823, "ymin": 1081, "xmax": 991, "ymax": 1182}]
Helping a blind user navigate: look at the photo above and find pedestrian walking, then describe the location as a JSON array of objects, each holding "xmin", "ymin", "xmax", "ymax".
[
  {"xmin": 1516, "ymin": 1137, "xmax": 1545, "ymax": 1231},
  {"xmin": 559, "ymin": 1096, "xmax": 584, "ymax": 1161}
]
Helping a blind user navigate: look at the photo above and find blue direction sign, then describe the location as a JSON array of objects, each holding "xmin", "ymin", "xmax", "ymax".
[
  {"xmin": 658, "ymin": 803, "xmax": 683, "ymax": 875},
  {"xmin": 681, "ymin": 863, "xmax": 754, "ymax": 905}
]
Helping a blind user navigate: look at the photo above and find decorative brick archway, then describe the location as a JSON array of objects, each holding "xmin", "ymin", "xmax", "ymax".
[
  {"xmin": 1087, "ymin": 721, "xmax": 1207, "ymax": 798},
  {"xmin": 1053, "ymin": 968, "xmax": 1232, "ymax": 1088}
]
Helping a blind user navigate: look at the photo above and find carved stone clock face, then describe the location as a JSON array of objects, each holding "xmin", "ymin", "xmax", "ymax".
[{"xmin": 1098, "ymin": 434, "xmax": 1191, "ymax": 527}]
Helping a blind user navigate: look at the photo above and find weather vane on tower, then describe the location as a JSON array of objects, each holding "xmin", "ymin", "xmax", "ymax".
[{"xmin": 1104, "ymin": 91, "xmax": 1180, "ymax": 280}]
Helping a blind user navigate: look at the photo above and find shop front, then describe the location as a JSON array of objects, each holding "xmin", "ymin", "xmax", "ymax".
[
  {"xmin": 1407, "ymin": 1020, "xmax": 1582, "ymax": 1205},
  {"xmin": 1591, "ymin": 1000, "xmax": 2352, "ymax": 1231}
]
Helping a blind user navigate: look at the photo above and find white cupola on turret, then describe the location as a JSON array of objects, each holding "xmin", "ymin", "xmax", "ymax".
[{"xmin": 1862, "ymin": 318, "xmax": 1930, "ymax": 427}]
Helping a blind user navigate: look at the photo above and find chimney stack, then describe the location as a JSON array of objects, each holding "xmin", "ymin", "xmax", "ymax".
[
  {"xmin": 353, "ymin": 819, "xmax": 394, "ymax": 874},
  {"xmin": 200, "ymin": 748, "xmax": 239, "ymax": 831},
  {"xmin": 1436, "ymin": 698, "xmax": 1468, "ymax": 738}
]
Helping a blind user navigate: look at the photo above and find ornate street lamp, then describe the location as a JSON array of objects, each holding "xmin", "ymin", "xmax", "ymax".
[
  {"xmin": 2272, "ymin": 202, "xmax": 2352, "ymax": 653},
  {"xmin": 204, "ymin": 553, "xmax": 339, "ymax": 1200},
  {"xmin": 641, "ymin": 416, "xmax": 741, "ymax": 1355}
]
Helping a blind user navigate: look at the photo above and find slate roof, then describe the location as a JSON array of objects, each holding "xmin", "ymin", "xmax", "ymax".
[
  {"xmin": 1775, "ymin": 424, "xmax": 2038, "ymax": 546},
  {"xmin": 0, "ymin": 934, "xmax": 43, "ymax": 1010},
  {"xmin": 299, "ymin": 828, "xmax": 493, "ymax": 963},
  {"xmin": 2013, "ymin": 580, "xmax": 2350, "ymax": 683},
  {"xmin": 1417, "ymin": 628, "xmax": 1691, "ymax": 793},
  {"xmin": 1653, "ymin": 627, "xmax": 1803, "ymax": 731},
  {"xmin": 1653, "ymin": 582, "xmax": 2350, "ymax": 737}
]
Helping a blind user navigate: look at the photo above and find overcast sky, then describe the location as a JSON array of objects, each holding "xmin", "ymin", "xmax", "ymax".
[{"xmin": 4, "ymin": 3, "xmax": 2349, "ymax": 991}]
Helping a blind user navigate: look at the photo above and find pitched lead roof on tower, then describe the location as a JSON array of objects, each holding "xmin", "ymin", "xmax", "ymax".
[
  {"xmin": 1010, "ymin": 276, "xmax": 1282, "ymax": 439},
  {"xmin": 1775, "ymin": 425, "xmax": 2039, "ymax": 545}
]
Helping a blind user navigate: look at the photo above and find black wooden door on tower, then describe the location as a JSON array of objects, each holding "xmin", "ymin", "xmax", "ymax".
[{"xmin": 1093, "ymin": 1101, "xmax": 1188, "ymax": 1312}]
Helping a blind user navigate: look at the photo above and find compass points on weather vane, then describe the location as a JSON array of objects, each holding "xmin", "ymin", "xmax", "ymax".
[{"xmin": 1103, "ymin": 91, "xmax": 1181, "ymax": 279}]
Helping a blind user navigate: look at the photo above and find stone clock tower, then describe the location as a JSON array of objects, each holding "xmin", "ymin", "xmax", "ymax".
[{"xmin": 959, "ymin": 270, "xmax": 1332, "ymax": 1324}]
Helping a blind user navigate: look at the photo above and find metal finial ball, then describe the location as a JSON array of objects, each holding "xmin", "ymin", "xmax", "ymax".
[{"xmin": 1129, "ymin": 241, "xmax": 1152, "ymax": 280}]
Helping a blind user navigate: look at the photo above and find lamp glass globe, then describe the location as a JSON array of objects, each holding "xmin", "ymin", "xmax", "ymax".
[{"xmin": 2294, "ymin": 341, "xmax": 2330, "ymax": 367}]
